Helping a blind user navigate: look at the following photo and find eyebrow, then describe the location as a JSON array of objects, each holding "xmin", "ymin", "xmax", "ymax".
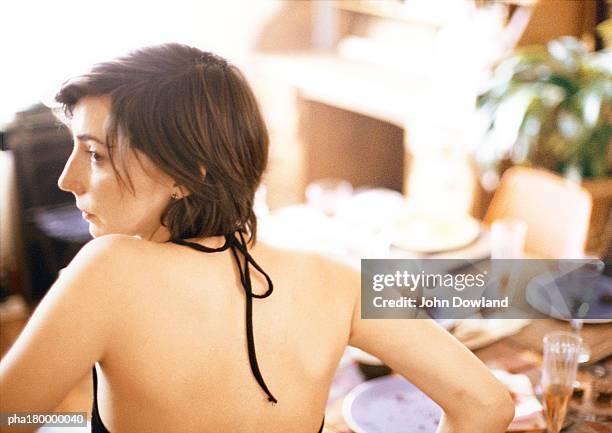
[{"xmin": 76, "ymin": 134, "xmax": 107, "ymax": 146}]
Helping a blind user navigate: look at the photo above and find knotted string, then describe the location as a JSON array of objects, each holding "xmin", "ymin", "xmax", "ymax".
[{"xmin": 171, "ymin": 232, "xmax": 277, "ymax": 403}]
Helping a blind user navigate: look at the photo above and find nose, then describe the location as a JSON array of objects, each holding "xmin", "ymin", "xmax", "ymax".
[{"xmin": 58, "ymin": 150, "xmax": 84, "ymax": 195}]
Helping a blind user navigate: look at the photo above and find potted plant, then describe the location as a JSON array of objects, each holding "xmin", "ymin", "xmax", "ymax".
[{"xmin": 475, "ymin": 33, "xmax": 611, "ymax": 254}]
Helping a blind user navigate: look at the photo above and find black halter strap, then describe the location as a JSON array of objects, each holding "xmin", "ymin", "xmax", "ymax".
[{"xmin": 170, "ymin": 232, "xmax": 277, "ymax": 403}]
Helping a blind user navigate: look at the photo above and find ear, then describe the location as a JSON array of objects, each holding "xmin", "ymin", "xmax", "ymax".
[
  {"xmin": 170, "ymin": 167, "xmax": 206, "ymax": 199},
  {"xmin": 172, "ymin": 184, "xmax": 192, "ymax": 199}
]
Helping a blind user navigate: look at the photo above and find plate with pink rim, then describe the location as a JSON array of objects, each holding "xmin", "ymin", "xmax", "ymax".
[{"xmin": 342, "ymin": 375, "xmax": 442, "ymax": 433}]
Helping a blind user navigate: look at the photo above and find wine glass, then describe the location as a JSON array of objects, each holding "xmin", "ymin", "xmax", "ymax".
[{"xmin": 541, "ymin": 331, "xmax": 582, "ymax": 433}]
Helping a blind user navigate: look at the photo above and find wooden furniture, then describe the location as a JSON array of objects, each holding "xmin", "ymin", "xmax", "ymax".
[
  {"xmin": 6, "ymin": 104, "xmax": 91, "ymax": 302},
  {"xmin": 484, "ymin": 167, "xmax": 593, "ymax": 259},
  {"xmin": 582, "ymin": 177, "xmax": 612, "ymax": 257},
  {"xmin": 473, "ymin": 320, "xmax": 612, "ymax": 433},
  {"xmin": 316, "ymin": 246, "xmax": 611, "ymax": 431}
]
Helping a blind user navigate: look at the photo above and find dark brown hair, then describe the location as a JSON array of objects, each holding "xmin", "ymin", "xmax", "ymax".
[{"xmin": 55, "ymin": 43, "xmax": 268, "ymax": 243}]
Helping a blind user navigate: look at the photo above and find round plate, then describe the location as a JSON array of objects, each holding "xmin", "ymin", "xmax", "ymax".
[
  {"xmin": 392, "ymin": 213, "xmax": 481, "ymax": 253},
  {"xmin": 526, "ymin": 272, "xmax": 612, "ymax": 324},
  {"xmin": 434, "ymin": 318, "xmax": 457, "ymax": 330},
  {"xmin": 342, "ymin": 375, "xmax": 442, "ymax": 433}
]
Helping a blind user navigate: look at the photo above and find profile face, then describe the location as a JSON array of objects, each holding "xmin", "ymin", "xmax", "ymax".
[{"xmin": 58, "ymin": 95, "xmax": 175, "ymax": 241}]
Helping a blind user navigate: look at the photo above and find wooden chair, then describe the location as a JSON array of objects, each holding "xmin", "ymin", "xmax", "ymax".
[{"xmin": 484, "ymin": 166, "xmax": 592, "ymax": 259}]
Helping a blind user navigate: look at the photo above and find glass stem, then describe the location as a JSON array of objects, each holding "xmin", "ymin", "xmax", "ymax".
[{"xmin": 570, "ymin": 318, "xmax": 583, "ymax": 334}]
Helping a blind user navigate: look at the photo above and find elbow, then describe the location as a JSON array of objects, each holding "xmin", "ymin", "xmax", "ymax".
[
  {"xmin": 481, "ymin": 385, "xmax": 515, "ymax": 432},
  {"xmin": 451, "ymin": 382, "xmax": 514, "ymax": 432},
  {"xmin": 494, "ymin": 387, "xmax": 514, "ymax": 426}
]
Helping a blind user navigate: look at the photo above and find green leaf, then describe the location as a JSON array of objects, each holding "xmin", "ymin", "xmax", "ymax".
[
  {"xmin": 547, "ymin": 37, "xmax": 586, "ymax": 70},
  {"xmin": 538, "ymin": 82, "xmax": 566, "ymax": 108},
  {"xmin": 585, "ymin": 124, "xmax": 612, "ymax": 177},
  {"xmin": 583, "ymin": 51, "xmax": 612, "ymax": 76},
  {"xmin": 546, "ymin": 74, "xmax": 578, "ymax": 97},
  {"xmin": 577, "ymin": 86, "xmax": 603, "ymax": 128},
  {"xmin": 476, "ymin": 36, "xmax": 612, "ymax": 179}
]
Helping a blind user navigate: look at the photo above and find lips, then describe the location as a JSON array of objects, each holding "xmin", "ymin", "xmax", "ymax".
[{"xmin": 79, "ymin": 209, "xmax": 94, "ymax": 220}]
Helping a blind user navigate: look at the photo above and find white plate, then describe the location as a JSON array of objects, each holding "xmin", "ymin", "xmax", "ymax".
[
  {"xmin": 392, "ymin": 213, "xmax": 481, "ymax": 253},
  {"xmin": 435, "ymin": 318, "xmax": 457, "ymax": 330},
  {"xmin": 342, "ymin": 375, "xmax": 442, "ymax": 433}
]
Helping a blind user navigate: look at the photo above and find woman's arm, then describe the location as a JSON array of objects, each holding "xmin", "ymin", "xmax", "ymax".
[
  {"xmin": 339, "ymin": 263, "xmax": 514, "ymax": 433},
  {"xmin": 0, "ymin": 235, "xmax": 130, "ymax": 432}
]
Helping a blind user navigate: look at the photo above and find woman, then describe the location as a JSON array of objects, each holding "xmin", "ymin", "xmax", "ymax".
[{"xmin": 0, "ymin": 44, "xmax": 514, "ymax": 433}]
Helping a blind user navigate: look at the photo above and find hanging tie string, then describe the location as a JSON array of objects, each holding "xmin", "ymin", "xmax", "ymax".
[
  {"xmin": 170, "ymin": 232, "xmax": 277, "ymax": 404},
  {"xmin": 228, "ymin": 231, "xmax": 274, "ymax": 299},
  {"xmin": 226, "ymin": 231, "xmax": 277, "ymax": 403}
]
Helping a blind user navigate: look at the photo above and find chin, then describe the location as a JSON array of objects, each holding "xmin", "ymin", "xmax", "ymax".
[
  {"xmin": 88, "ymin": 223, "xmax": 107, "ymax": 239},
  {"xmin": 89, "ymin": 227, "xmax": 102, "ymax": 238}
]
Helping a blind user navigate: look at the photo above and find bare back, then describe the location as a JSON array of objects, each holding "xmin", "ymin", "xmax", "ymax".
[
  {"xmin": 1, "ymin": 234, "xmax": 515, "ymax": 433},
  {"xmin": 96, "ymin": 237, "xmax": 355, "ymax": 433}
]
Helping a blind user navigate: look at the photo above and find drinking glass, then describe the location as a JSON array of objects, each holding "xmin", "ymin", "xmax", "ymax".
[
  {"xmin": 541, "ymin": 331, "xmax": 582, "ymax": 433},
  {"xmin": 490, "ymin": 218, "xmax": 527, "ymax": 259},
  {"xmin": 489, "ymin": 218, "xmax": 527, "ymax": 299},
  {"xmin": 305, "ymin": 178, "xmax": 353, "ymax": 217}
]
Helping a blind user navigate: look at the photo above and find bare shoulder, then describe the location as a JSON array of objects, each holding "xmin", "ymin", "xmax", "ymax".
[
  {"xmin": 60, "ymin": 234, "xmax": 146, "ymax": 298},
  {"xmin": 76, "ymin": 233, "xmax": 164, "ymax": 262},
  {"xmin": 70, "ymin": 233, "xmax": 141, "ymax": 262}
]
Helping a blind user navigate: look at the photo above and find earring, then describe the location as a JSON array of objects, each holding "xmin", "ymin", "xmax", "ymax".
[{"xmin": 171, "ymin": 192, "xmax": 179, "ymax": 200}]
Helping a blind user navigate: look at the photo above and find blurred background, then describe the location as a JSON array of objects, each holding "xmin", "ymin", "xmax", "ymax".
[
  {"xmin": 0, "ymin": 0, "xmax": 610, "ymax": 304},
  {"xmin": 1, "ymin": 2, "xmax": 612, "ymax": 431}
]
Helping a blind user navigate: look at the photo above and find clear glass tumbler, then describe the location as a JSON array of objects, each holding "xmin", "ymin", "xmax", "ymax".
[
  {"xmin": 541, "ymin": 331, "xmax": 582, "ymax": 433},
  {"xmin": 490, "ymin": 218, "xmax": 527, "ymax": 259}
]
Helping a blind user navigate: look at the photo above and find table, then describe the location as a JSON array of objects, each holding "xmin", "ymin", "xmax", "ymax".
[
  {"xmin": 260, "ymin": 204, "xmax": 612, "ymax": 431},
  {"xmin": 323, "ymin": 319, "xmax": 612, "ymax": 433},
  {"xmin": 476, "ymin": 320, "xmax": 612, "ymax": 433}
]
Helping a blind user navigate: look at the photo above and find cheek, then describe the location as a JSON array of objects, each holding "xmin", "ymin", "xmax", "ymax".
[
  {"xmin": 89, "ymin": 164, "xmax": 171, "ymax": 230},
  {"xmin": 131, "ymin": 175, "xmax": 173, "ymax": 210},
  {"xmin": 121, "ymin": 184, "xmax": 171, "ymax": 223},
  {"xmin": 91, "ymin": 174, "xmax": 124, "ymax": 206},
  {"xmin": 135, "ymin": 191, "xmax": 172, "ymax": 220},
  {"xmin": 85, "ymin": 172, "xmax": 132, "ymax": 226}
]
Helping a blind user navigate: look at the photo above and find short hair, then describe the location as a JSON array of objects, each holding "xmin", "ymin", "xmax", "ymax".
[{"xmin": 55, "ymin": 43, "xmax": 268, "ymax": 243}]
